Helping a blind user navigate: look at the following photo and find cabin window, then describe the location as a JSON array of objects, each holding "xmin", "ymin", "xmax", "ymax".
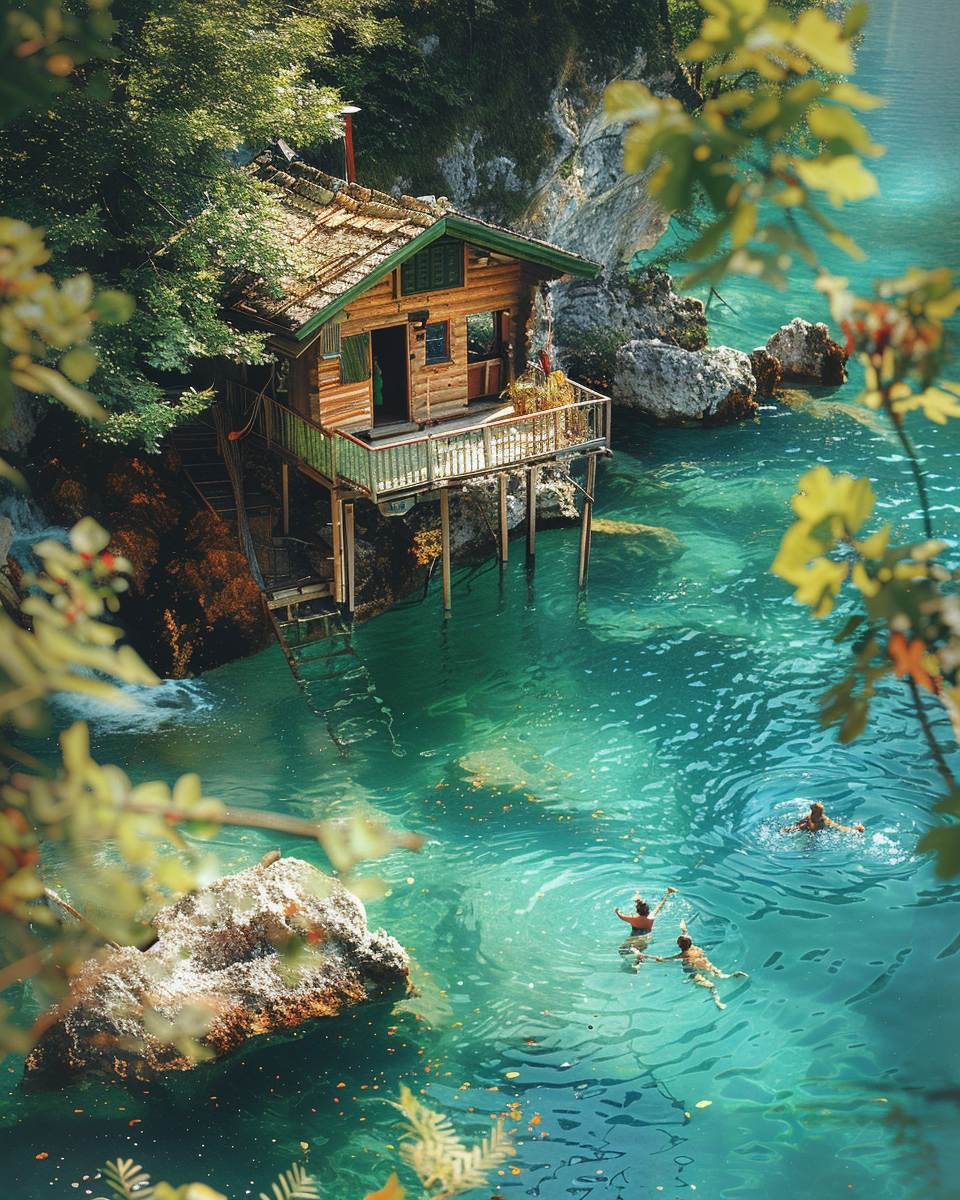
[
  {"xmin": 424, "ymin": 321, "xmax": 450, "ymax": 364},
  {"xmin": 400, "ymin": 239, "xmax": 464, "ymax": 295},
  {"xmin": 466, "ymin": 311, "xmax": 502, "ymax": 362},
  {"xmin": 339, "ymin": 332, "xmax": 371, "ymax": 385},
  {"xmin": 320, "ymin": 322, "xmax": 341, "ymax": 358}
]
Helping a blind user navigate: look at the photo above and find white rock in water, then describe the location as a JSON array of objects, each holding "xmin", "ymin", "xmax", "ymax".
[
  {"xmin": 24, "ymin": 857, "xmax": 409, "ymax": 1083},
  {"xmin": 612, "ymin": 339, "xmax": 758, "ymax": 425},
  {"xmin": 765, "ymin": 317, "xmax": 848, "ymax": 384}
]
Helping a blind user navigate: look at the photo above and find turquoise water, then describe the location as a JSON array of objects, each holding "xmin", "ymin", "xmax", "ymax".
[{"xmin": 4, "ymin": 1, "xmax": 960, "ymax": 1196}]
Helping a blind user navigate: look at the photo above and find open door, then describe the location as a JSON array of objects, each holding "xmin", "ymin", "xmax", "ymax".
[
  {"xmin": 466, "ymin": 310, "xmax": 509, "ymax": 401},
  {"xmin": 371, "ymin": 324, "xmax": 410, "ymax": 426}
]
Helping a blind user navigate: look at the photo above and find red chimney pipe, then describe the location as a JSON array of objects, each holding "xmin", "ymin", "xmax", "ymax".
[{"xmin": 340, "ymin": 105, "xmax": 360, "ymax": 183}]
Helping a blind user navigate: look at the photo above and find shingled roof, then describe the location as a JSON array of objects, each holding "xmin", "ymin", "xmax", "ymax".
[{"xmin": 224, "ymin": 147, "xmax": 601, "ymax": 349}]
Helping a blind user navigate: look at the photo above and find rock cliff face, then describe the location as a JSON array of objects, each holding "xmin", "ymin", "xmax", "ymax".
[
  {"xmin": 24, "ymin": 857, "xmax": 408, "ymax": 1084},
  {"xmin": 534, "ymin": 269, "xmax": 708, "ymax": 393},
  {"xmin": 25, "ymin": 409, "xmax": 272, "ymax": 678},
  {"xmin": 438, "ymin": 49, "xmax": 686, "ymax": 270}
]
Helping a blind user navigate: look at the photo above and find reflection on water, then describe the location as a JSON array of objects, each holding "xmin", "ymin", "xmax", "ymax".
[{"xmin": 4, "ymin": 1, "xmax": 960, "ymax": 1196}]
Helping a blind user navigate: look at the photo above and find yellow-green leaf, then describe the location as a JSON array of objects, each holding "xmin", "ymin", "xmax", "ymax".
[{"xmin": 794, "ymin": 155, "xmax": 880, "ymax": 207}]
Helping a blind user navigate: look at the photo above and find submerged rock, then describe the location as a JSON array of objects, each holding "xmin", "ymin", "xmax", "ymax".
[
  {"xmin": 24, "ymin": 857, "xmax": 408, "ymax": 1084},
  {"xmin": 765, "ymin": 318, "xmax": 848, "ymax": 384},
  {"xmin": 591, "ymin": 518, "xmax": 684, "ymax": 562},
  {"xmin": 613, "ymin": 340, "xmax": 758, "ymax": 425}
]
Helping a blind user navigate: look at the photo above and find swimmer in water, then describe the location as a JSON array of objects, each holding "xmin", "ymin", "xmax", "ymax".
[
  {"xmin": 640, "ymin": 935, "xmax": 748, "ymax": 1010},
  {"xmin": 615, "ymin": 887, "xmax": 677, "ymax": 933},
  {"xmin": 782, "ymin": 800, "xmax": 864, "ymax": 834}
]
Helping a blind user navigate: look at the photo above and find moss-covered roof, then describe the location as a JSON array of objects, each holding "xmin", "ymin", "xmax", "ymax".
[{"xmin": 224, "ymin": 147, "xmax": 601, "ymax": 348}]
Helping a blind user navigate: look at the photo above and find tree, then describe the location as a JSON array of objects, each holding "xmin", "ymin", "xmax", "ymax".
[
  {"xmin": 606, "ymin": 0, "xmax": 960, "ymax": 874},
  {"xmin": 0, "ymin": 0, "xmax": 400, "ymax": 447}
]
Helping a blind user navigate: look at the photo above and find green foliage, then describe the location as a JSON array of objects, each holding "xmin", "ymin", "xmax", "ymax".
[
  {"xmin": 318, "ymin": 0, "xmax": 668, "ymax": 197},
  {"xmin": 606, "ymin": 0, "xmax": 883, "ymax": 289},
  {"xmin": 391, "ymin": 1084, "xmax": 515, "ymax": 1200},
  {"xmin": 0, "ymin": 0, "xmax": 402, "ymax": 446},
  {"xmin": 0, "ymin": 215, "xmax": 134, "ymax": 481},
  {"xmin": 0, "ymin": 0, "xmax": 117, "ymax": 126}
]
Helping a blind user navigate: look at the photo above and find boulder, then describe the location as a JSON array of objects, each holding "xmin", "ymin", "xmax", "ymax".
[
  {"xmin": 765, "ymin": 317, "xmax": 848, "ymax": 384},
  {"xmin": 24, "ymin": 857, "xmax": 408, "ymax": 1084},
  {"xmin": 612, "ymin": 339, "xmax": 758, "ymax": 425},
  {"xmin": 749, "ymin": 348, "xmax": 781, "ymax": 397},
  {"xmin": 534, "ymin": 269, "xmax": 707, "ymax": 393}
]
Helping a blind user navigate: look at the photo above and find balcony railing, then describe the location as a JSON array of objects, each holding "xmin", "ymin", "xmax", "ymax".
[{"xmin": 223, "ymin": 376, "xmax": 610, "ymax": 502}]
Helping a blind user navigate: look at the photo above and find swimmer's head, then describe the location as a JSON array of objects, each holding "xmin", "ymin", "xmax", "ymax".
[
  {"xmin": 635, "ymin": 899, "xmax": 650, "ymax": 916},
  {"xmin": 810, "ymin": 801, "xmax": 825, "ymax": 815},
  {"xmin": 677, "ymin": 935, "xmax": 693, "ymax": 951}
]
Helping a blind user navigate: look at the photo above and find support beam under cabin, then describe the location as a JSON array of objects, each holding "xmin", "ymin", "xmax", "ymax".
[
  {"xmin": 345, "ymin": 501, "xmax": 356, "ymax": 614},
  {"xmin": 578, "ymin": 454, "xmax": 597, "ymax": 590},
  {"xmin": 440, "ymin": 485, "xmax": 452, "ymax": 612},
  {"xmin": 331, "ymin": 492, "xmax": 345, "ymax": 605},
  {"xmin": 281, "ymin": 462, "xmax": 290, "ymax": 536},
  {"xmin": 498, "ymin": 474, "xmax": 508, "ymax": 563},
  {"xmin": 526, "ymin": 465, "xmax": 538, "ymax": 559}
]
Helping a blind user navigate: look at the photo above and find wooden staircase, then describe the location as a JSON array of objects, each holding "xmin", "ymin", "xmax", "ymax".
[{"xmin": 170, "ymin": 413, "xmax": 400, "ymax": 755}]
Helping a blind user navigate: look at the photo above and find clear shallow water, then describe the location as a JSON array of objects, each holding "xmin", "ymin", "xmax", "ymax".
[{"xmin": 4, "ymin": 2, "xmax": 960, "ymax": 1196}]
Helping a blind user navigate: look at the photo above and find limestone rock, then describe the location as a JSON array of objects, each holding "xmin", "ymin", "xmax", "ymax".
[
  {"xmin": 765, "ymin": 318, "xmax": 848, "ymax": 384},
  {"xmin": 613, "ymin": 340, "xmax": 758, "ymax": 425},
  {"xmin": 24, "ymin": 857, "xmax": 408, "ymax": 1084},
  {"xmin": 536, "ymin": 270, "xmax": 708, "ymax": 392},
  {"xmin": 749, "ymin": 348, "xmax": 781, "ymax": 397}
]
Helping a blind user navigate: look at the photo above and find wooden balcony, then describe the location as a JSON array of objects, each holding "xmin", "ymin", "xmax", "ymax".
[{"xmin": 223, "ymin": 374, "xmax": 611, "ymax": 502}]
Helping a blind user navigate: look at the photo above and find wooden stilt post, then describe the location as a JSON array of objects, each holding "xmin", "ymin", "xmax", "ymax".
[
  {"xmin": 578, "ymin": 454, "xmax": 597, "ymax": 589},
  {"xmin": 331, "ymin": 490, "xmax": 345, "ymax": 605},
  {"xmin": 345, "ymin": 501, "xmax": 356, "ymax": 614},
  {"xmin": 498, "ymin": 473, "xmax": 508, "ymax": 563},
  {"xmin": 526, "ymin": 465, "xmax": 538, "ymax": 560},
  {"xmin": 281, "ymin": 462, "xmax": 290, "ymax": 536},
  {"xmin": 440, "ymin": 486, "xmax": 452, "ymax": 612}
]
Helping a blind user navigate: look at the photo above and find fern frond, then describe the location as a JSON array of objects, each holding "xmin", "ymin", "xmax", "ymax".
[
  {"xmin": 101, "ymin": 1159, "xmax": 154, "ymax": 1200},
  {"xmin": 258, "ymin": 1162, "xmax": 319, "ymax": 1200},
  {"xmin": 440, "ymin": 1120, "xmax": 516, "ymax": 1197},
  {"xmin": 391, "ymin": 1088, "xmax": 516, "ymax": 1198}
]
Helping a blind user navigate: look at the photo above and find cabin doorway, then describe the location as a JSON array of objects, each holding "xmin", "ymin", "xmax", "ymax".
[
  {"xmin": 467, "ymin": 310, "xmax": 509, "ymax": 401},
  {"xmin": 371, "ymin": 324, "xmax": 410, "ymax": 426}
]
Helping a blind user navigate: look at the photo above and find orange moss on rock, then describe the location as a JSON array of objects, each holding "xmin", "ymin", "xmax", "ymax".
[{"xmin": 31, "ymin": 415, "xmax": 271, "ymax": 677}]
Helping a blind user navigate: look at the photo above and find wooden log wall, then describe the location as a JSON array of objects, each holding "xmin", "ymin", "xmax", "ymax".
[{"xmin": 281, "ymin": 246, "xmax": 532, "ymax": 434}]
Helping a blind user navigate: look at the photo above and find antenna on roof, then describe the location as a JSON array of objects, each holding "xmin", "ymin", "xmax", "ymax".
[{"xmin": 338, "ymin": 104, "xmax": 361, "ymax": 184}]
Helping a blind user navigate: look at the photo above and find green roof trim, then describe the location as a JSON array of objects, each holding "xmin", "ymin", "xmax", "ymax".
[{"xmin": 292, "ymin": 217, "xmax": 601, "ymax": 347}]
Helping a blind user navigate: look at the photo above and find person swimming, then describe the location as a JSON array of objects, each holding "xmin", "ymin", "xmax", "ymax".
[
  {"xmin": 640, "ymin": 934, "xmax": 748, "ymax": 1010},
  {"xmin": 782, "ymin": 800, "xmax": 864, "ymax": 834},
  {"xmin": 614, "ymin": 887, "xmax": 677, "ymax": 933}
]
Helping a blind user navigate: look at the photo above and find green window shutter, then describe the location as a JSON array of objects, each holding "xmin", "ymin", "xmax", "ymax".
[
  {"xmin": 340, "ymin": 333, "xmax": 371, "ymax": 385},
  {"xmin": 400, "ymin": 240, "xmax": 464, "ymax": 295}
]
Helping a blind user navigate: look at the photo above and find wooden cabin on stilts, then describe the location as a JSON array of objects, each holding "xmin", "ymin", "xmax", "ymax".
[{"xmin": 217, "ymin": 144, "xmax": 611, "ymax": 635}]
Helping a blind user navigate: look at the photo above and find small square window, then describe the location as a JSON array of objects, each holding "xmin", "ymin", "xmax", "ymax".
[{"xmin": 425, "ymin": 321, "xmax": 449, "ymax": 364}]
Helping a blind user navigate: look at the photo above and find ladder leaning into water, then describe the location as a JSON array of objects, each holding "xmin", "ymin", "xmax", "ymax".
[{"xmin": 266, "ymin": 598, "xmax": 404, "ymax": 757}]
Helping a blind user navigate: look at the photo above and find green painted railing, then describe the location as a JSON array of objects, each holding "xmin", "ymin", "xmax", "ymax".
[{"xmin": 223, "ymin": 378, "xmax": 610, "ymax": 502}]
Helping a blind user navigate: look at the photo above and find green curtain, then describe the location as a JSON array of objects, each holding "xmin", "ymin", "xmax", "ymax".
[{"xmin": 340, "ymin": 333, "xmax": 371, "ymax": 385}]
